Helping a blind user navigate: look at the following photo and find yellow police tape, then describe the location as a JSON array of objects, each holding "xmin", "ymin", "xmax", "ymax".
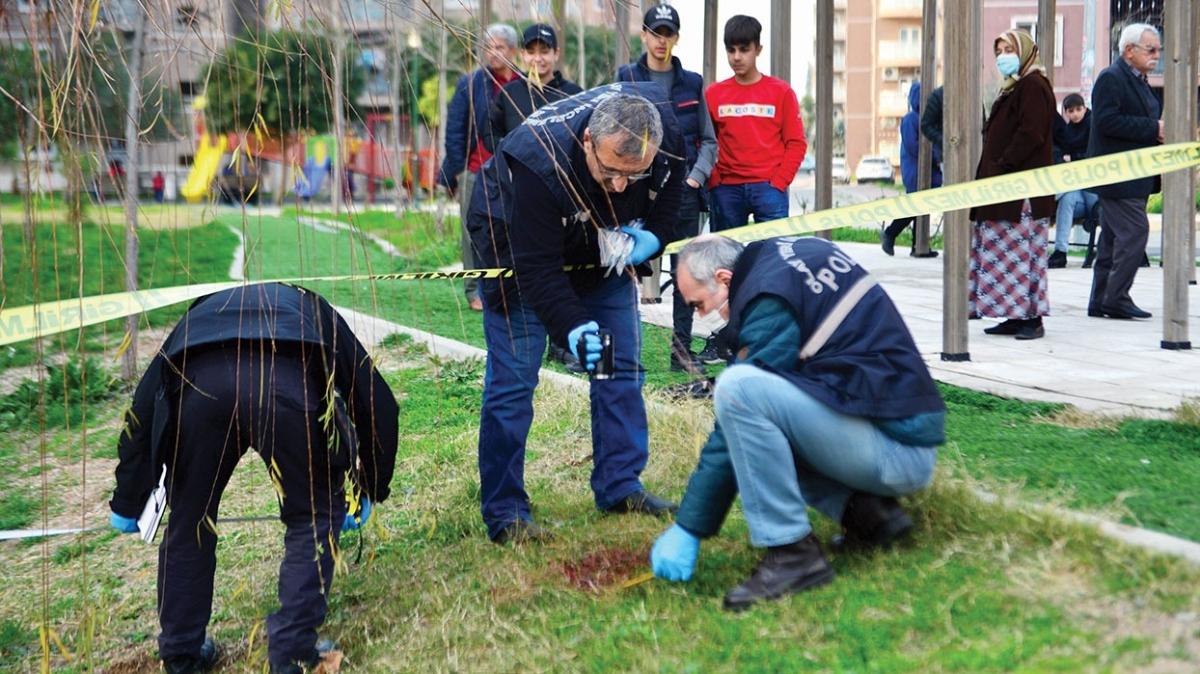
[
  {"xmin": 2, "ymin": 142, "xmax": 1198, "ymax": 348},
  {"xmin": 665, "ymin": 141, "xmax": 1200, "ymax": 253}
]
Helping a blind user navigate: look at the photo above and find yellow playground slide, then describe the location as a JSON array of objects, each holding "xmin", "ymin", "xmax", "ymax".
[{"xmin": 180, "ymin": 134, "xmax": 228, "ymax": 203}]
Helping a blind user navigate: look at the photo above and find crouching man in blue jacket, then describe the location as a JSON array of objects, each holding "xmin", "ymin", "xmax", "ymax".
[{"xmin": 650, "ymin": 235, "xmax": 945, "ymax": 611}]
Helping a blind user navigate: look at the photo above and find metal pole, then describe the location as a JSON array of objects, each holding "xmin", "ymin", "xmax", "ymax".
[
  {"xmin": 941, "ymin": 0, "xmax": 980, "ymax": 361},
  {"xmin": 1160, "ymin": 1, "xmax": 1194, "ymax": 350},
  {"xmin": 912, "ymin": 0, "xmax": 938, "ymax": 256},
  {"xmin": 703, "ymin": 0, "xmax": 718, "ymax": 85},
  {"xmin": 1037, "ymin": 0, "xmax": 1056, "ymax": 85},
  {"xmin": 770, "ymin": 0, "xmax": 790, "ymax": 83},
  {"xmin": 814, "ymin": 0, "xmax": 833, "ymax": 238}
]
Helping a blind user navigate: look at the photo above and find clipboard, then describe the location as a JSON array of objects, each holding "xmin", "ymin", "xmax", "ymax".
[{"xmin": 137, "ymin": 466, "xmax": 168, "ymax": 544}]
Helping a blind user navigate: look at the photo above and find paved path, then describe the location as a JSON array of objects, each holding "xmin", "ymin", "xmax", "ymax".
[{"xmin": 641, "ymin": 241, "xmax": 1200, "ymax": 419}]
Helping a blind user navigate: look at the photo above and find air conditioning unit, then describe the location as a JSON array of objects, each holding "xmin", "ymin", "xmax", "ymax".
[{"xmin": 883, "ymin": 67, "xmax": 899, "ymax": 81}]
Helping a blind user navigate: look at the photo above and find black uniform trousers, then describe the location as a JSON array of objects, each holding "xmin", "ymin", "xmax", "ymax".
[
  {"xmin": 669, "ymin": 186, "xmax": 705, "ymax": 358},
  {"xmin": 156, "ymin": 344, "xmax": 346, "ymax": 667}
]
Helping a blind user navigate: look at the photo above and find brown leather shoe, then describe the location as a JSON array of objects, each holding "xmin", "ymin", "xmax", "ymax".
[{"xmin": 722, "ymin": 533, "xmax": 835, "ymax": 611}]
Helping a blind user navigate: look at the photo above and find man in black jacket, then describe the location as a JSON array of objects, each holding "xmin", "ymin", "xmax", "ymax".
[
  {"xmin": 1087, "ymin": 23, "xmax": 1163, "ymax": 320},
  {"xmin": 485, "ymin": 23, "xmax": 583, "ymax": 152},
  {"xmin": 109, "ymin": 283, "xmax": 398, "ymax": 674},
  {"xmin": 467, "ymin": 83, "xmax": 686, "ymax": 543}
]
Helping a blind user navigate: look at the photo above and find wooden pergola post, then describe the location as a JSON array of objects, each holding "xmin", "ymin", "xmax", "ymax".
[
  {"xmin": 912, "ymin": 0, "xmax": 938, "ymax": 256},
  {"xmin": 615, "ymin": 3, "xmax": 630, "ymax": 70},
  {"xmin": 1037, "ymin": 0, "xmax": 1056, "ymax": 85},
  {"xmin": 703, "ymin": 0, "xmax": 718, "ymax": 86},
  {"xmin": 814, "ymin": 0, "xmax": 834, "ymax": 238},
  {"xmin": 940, "ymin": 0, "xmax": 981, "ymax": 361},
  {"xmin": 770, "ymin": 0, "xmax": 790, "ymax": 82},
  {"xmin": 1160, "ymin": 0, "xmax": 1195, "ymax": 350}
]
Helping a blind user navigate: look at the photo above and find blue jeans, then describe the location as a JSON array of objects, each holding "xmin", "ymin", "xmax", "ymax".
[
  {"xmin": 478, "ymin": 274, "xmax": 648, "ymax": 539},
  {"xmin": 710, "ymin": 181, "xmax": 790, "ymax": 232},
  {"xmin": 1053, "ymin": 190, "xmax": 1098, "ymax": 252},
  {"xmin": 713, "ymin": 365, "xmax": 937, "ymax": 548}
]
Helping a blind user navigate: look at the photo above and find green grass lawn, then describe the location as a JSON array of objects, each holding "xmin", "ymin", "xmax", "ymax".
[
  {"xmin": 1, "ymin": 339, "xmax": 1196, "ymax": 672},
  {"xmin": 1, "ymin": 218, "xmax": 238, "ymax": 367},
  {"xmin": 2, "ymin": 207, "xmax": 1199, "ymax": 670}
]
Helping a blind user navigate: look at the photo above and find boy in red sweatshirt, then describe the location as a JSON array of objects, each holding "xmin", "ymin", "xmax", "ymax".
[
  {"xmin": 696, "ymin": 15, "xmax": 808, "ymax": 366},
  {"xmin": 706, "ymin": 15, "xmax": 807, "ymax": 232}
]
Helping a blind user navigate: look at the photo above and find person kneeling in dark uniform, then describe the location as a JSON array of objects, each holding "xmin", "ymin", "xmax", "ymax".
[
  {"xmin": 650, "ymin": 235, "xmax": 944, "ymax": 610},
  {"xmin": 109, "ymin": 283, "xmax": 398, "ymax": 674}
]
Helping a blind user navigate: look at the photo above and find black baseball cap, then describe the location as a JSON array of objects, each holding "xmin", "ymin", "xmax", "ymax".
[
  {"xmin": 643, "ymin": 4, "xmax": 681, "ymax": 34},
  {"xmin": 522, "ymin": 23, "xmax": 557, "ymax": 49}
]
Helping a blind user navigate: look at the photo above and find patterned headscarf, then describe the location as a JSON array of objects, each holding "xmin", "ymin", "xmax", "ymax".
[{"xmin": 994, "ymin": 29, "xmax": 1046, "ymax": 93}]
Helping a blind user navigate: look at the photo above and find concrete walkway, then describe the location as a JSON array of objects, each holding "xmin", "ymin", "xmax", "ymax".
[{"xmin": 641, "ymin": 241, "xmax": 1200, "ymax": 419}]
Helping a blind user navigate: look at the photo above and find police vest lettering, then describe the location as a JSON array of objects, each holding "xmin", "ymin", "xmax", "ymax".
[{"xmin": 774, "ymin": 237, "xmax": 859, "ymax": 295}]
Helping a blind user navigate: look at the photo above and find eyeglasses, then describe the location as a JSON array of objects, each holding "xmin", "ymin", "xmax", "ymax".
[
  {"xmin": 589, "ymin": 143, "xmax": 651, "ymax": 183},
  {"xmin": 1134, "ymin": 44, "xmax": 1162, "ymax": 55}
]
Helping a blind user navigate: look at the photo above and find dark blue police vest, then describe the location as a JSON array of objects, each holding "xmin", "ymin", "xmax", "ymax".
[
  {"xmin": 466, "ymin": 81, "xmax": 684, "ymax": 269},
  {"xmin": 617, "ymin": 55, "xmax": 705, "ymax": 170},
  {"xmin": 727, "ymin": 237, "xmax": 945, "ymax": 420}
]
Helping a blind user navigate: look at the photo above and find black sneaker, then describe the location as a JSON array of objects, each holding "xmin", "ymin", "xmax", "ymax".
[
  {"xmin": 163, "ymin": 638, "xmax": 220, "ymax": 674},
  {"xmin": 1047, "ymin": 250, "xmax": 1067, "ymax": 268},
  {"xmin": 662, "ymin": 378, "xmax": 715, "ymax": 400},
  {"xmin": 881, "ymin": 230, "xmax": 896, "ymax": 256},
  {"xmin": 696, "ymin": 335, "xmax": 732, "ymax": 365},
  {"xmin": 492, "ymin": 519, "xmax": 554, "ymax": 545},
  {"xmin": 722, "ymin": 533, "xmax": 835, "ymax": 611},
  {"xmin": 270, "ymin": 639, "xmax": 338, "ymax": 674},
  {"xmin": 670, "ymin": 352, "xmax": 707, "ymax": 374},
  {"xmin": 604, "ymin": 491, "xmax": 678, "ymax": 517}
]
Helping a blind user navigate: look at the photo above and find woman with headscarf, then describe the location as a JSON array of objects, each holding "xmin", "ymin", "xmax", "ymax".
[{"xmin": 969, "ymin": 30, "xmax": 1056, "ymax": 340}]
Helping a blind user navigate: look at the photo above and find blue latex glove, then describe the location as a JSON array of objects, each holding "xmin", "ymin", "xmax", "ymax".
[
  {"xmin": 342, "ymin": 497, "xmax": 372, "ymax": 532},
  {"xmin": 110, "ymin": 512, "xmax": 139, "ymax": 534},
  {"xmin": 567, "ymin": 321, "xmax": 602, "ymax": 371},
  {"xmin": 620, "ymin": 225, "xmax": 661, "ymax": 266},
  {"xmin": 651, "ymin": 524, "xmax": 700, "ymax": 582}
]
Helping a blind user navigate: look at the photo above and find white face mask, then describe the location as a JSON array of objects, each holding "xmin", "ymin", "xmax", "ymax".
[{"xmin": 706, "ymin": 296, "xmax": 731, "ymax": 330}]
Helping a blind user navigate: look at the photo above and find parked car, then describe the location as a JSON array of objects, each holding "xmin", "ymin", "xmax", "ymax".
[
  {"xmin": 855, "ymin": 155, "xmax": 896, "ymax": 183},
  {"xmin": 831, "ymin": 157, "xmax": 849, "ymax": 183},
  {"xmin": 798, "ymin": 154, "xmax": 816, "ymax": 174}
]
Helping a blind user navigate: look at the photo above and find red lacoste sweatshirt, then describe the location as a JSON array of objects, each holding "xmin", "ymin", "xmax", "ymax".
[{"xmin": 706, "ymin": 74, "xmax": 807, "ymax": 191}]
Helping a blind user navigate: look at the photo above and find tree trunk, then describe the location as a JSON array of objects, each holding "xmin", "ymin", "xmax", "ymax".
[
  {"xmin": 435, "ymin": 0, "xmax": 448, "ymax": 232},
  {"xmin": 332, "ymin": 6, "xmax": 345, "ymax": 216},
  {"xmin": 122, "ymin": 10, "xmax": 147, "ymax": 381}
]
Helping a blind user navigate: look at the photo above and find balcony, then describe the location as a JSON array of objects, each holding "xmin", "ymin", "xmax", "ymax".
[
  {"xmin": 878, "ymin": 90, "xmax": 908, "ymax": 118},
  {"xmin": 833, "ymin": 21, "xmax": 847, "ymax": 41},
  {"xmin": 833, "ymin": 85, "xmax": 847, "ymax": 105},
  {"xmin": 878, "ymin": 40, "xmax": 922, "ymax": 67},
  {"xmin": 878, "ymin": 0, "xmax": 924, "ymax": 19}
]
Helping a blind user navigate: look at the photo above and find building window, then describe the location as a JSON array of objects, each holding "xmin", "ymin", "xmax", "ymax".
[{"xmin": 1011, "ymin": 15, "xmax": 1065, "ymax": 67}]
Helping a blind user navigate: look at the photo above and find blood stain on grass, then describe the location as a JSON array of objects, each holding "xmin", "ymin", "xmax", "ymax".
[{"xmin": 559, "ymin": 547, "xmax": 647, "ymax": 594}]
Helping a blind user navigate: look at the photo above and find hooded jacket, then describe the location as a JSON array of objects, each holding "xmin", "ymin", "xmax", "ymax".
[{"xmin": 900, "ymin": 82, "xmax": 943, "ymax": 193}]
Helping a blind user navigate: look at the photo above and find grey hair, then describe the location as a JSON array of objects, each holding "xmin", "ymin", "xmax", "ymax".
[
  {"xmin": 1118, "ymin": 23, "xmax": 1159, "ymax": 53},
  {"xmin": 588, "ymin": 94, "xmax": 664, "ymax": 159},
  {"xmin": 485, "ymin": 23, "xmax": 519, "ymax": 48},
  {"xmin": 678, "ymin": 235, "xmax": 745, "ymax": 290}
]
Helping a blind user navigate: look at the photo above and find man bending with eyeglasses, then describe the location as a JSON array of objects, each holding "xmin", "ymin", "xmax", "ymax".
[{"xmin": 465, "ymin": 83, "xmax": 687, "ymax": 544}]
